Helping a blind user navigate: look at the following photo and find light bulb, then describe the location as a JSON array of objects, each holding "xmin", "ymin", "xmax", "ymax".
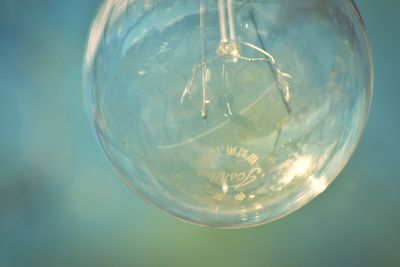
[{"xmin": 83, "ymin": 0, "xmax": 373, "ymax": 228}]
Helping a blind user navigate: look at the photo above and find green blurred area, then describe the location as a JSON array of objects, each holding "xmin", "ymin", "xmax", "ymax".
[{"xmin": 0, "ymin": 0, "xmax": 399, "ymax": 266}]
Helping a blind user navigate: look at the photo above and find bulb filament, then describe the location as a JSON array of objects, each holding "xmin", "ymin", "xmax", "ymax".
[{"xmin": 180, "ymin": 0, "xmax": 293, "ymax": 119}]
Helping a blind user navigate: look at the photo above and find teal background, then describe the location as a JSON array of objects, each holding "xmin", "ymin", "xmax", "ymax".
[{"xmin": 0, "ymin": 0, "xmax": 399, "ymax": 266}]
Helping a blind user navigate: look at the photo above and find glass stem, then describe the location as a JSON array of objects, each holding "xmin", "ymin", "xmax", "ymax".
[{"xmin": 218, "ymin": 0, "xmax": 236, "ymax": 42}]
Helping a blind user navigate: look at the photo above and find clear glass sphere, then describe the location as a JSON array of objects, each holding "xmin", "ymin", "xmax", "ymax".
[{"xmin": 83, "ymin": 0, "xmax": 373, "ymax": 228}]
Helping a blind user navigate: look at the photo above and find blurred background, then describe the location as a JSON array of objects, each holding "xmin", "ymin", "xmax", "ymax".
[{"xmin": 0, "ymin": 0, "xmax": 399, "ymax": 266}]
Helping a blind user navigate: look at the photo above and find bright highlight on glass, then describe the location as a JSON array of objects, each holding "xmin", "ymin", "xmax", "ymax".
[{"xmin": 83, "ymin": 0, "xmax": 373, "ymax": 228}]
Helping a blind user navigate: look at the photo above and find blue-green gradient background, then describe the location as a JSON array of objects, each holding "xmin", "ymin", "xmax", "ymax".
[{"xmin": 0, "ymin": 0, "xmax": 399, "ymax": 266}]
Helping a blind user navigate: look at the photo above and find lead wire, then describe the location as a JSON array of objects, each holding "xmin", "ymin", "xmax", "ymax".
[
  {"xmin": 218, "ymin": 0, "xmax": 228, "ymax": 42},
  {"xmin": 227, "ymin": 0, "xmax": 236, "ymax": 40},
  {"xmin": 200, "ymin": 0, "xmax": 210, "ymax": 119}
]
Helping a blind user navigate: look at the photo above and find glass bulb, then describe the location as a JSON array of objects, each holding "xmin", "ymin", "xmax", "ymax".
[{"xmin": 83, "ymin": 0, "xmax": 373, "ymax": 228}]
